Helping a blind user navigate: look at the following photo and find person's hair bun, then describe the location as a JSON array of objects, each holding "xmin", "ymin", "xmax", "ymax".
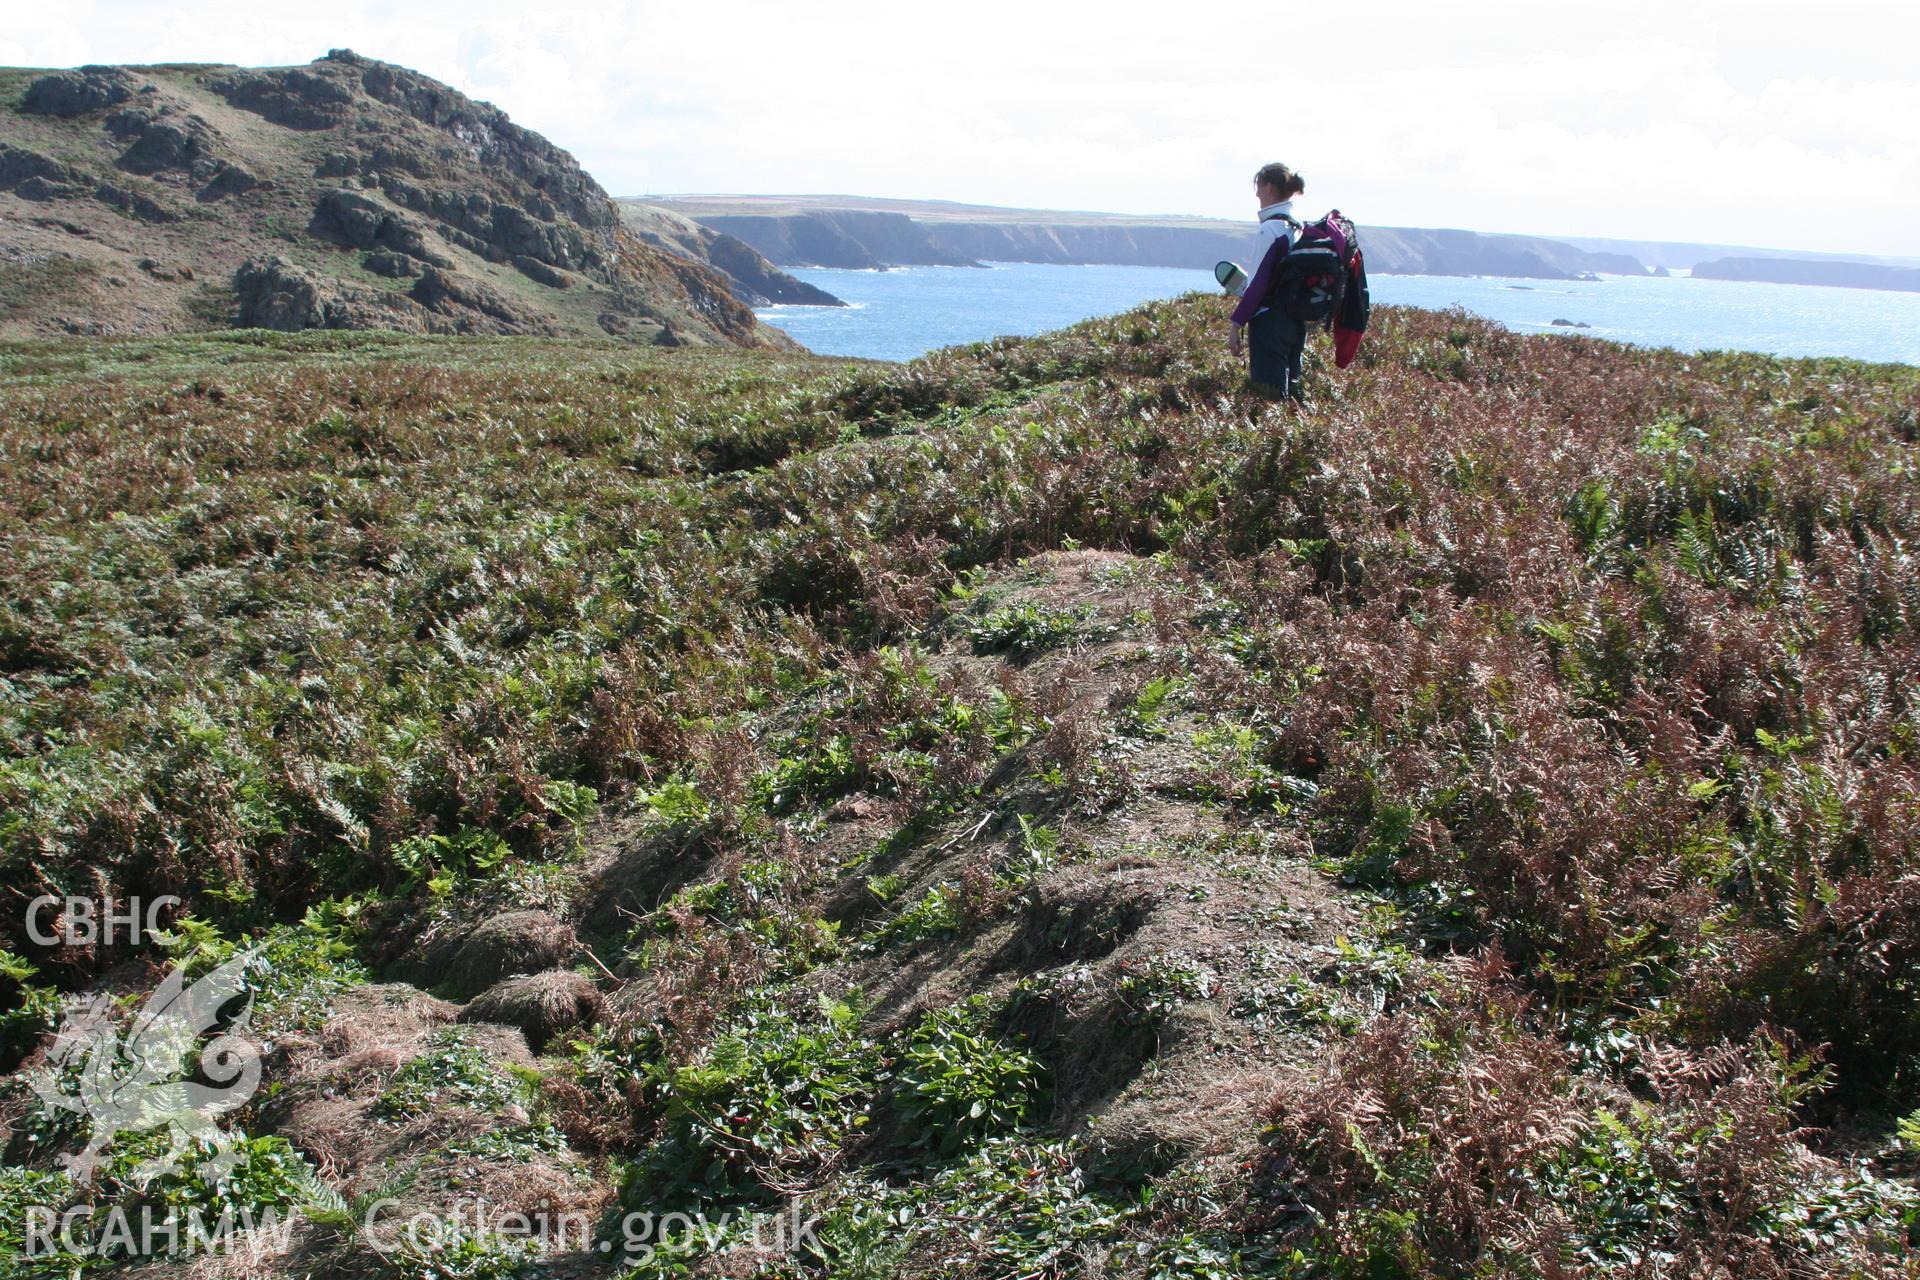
[{"xmin": 1253, "ymin": 162, "xmax": 1306, "ymax": 199}]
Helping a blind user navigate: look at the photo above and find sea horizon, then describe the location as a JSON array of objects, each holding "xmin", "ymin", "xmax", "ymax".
[{"xmin": 759, "ymin": 261, "xmax": 1920, "ymax": 367}]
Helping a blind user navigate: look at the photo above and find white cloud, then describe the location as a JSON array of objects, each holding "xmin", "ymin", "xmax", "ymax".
[{"xmin": 6, "ymin": 0, "xmax": 1917, "ymax": 254}]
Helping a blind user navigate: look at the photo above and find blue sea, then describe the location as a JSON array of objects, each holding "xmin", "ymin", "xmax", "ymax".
[{"xmin": 758, "ymin": 262, "xmax": 1920, "ymax": 366}]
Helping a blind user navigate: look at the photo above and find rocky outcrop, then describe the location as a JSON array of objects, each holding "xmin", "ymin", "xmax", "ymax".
[
  {"xmin": 340, "ymin": 50, "xmax": 616, "ymax": 237},
  {"xmin": 0, "ymin": 146, "xmax": 86, "ymax": 203},
  {"xmin": 313, "ymin": 151, "xmax": 357, "ymax": 178},
  {"xmin": 103, "ymin": 107, "xmax": 221, "ymax": 177},
  {"xmin": 233, "ymin": 255, "xmax": 377, "ymax": 330},
  {"xmin": 361, "ymin": 248, "xmax": 421, "ymax": 278},
  {"xmin": 0, "ymin": 145, "xmax": 75, "ymax": 190},
  {"xmin": 369, "ymin": 174, "xmax": 597, "ymax": 270},
  {"xmin": 196, "ymin": 160, "xmax": 258, "ymax": 201},
  {"xmin": 409, "ymin": 265, "xmax": 555, "ymax": 333},
  {"xmin": 91, "ymin": 180, "xmax": 176, "ymax": 223},
  {"xmin": 231, "ymin": 255, "xmax": 554, "ymax": 336},
  {"xmin": 309, "ymin": 187, "xmax": 447, "ymax": 263},
  {"xmin": 18, "ymin": 66, "xmax": 135, "ymax": 117},
  {"xmin": 511, "ymin": 253, "xmax": 570, "ymax": 288},
  {"xmin": 209, "ymin": 66, "xmax": 356, "ymax": 130}
]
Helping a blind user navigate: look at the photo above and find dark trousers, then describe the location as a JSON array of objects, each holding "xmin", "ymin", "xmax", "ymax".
[{"xmin": 1248, "ymin": 309, "xmax": 1306, "ymax": 399}]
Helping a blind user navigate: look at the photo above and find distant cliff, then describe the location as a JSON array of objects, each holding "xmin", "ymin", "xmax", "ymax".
[
  {"xmin": 1361, "ymin": 228, "xmax": 1646, "ymax": 279},
  {"xmin": 925, "ymin": 221, "xmax": 1240, "ymax": 269},
  {"xmin": 1693, "ymin": 257, "xmax": 1920, "ymax": 293},
  {"xmin": 659, "ymin": 200, "xmax": 1650, "ymax": 281},
  {"xmin": 697, "ymin": 210, "xmax": 978, "ymax": 270},
  {"xmin": 927, "ymin": 222, "xmax": 1647, "ymax": 280}
]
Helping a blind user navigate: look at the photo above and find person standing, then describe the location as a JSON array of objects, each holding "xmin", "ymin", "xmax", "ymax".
[{"xmin": 1227, "ymin": 163, "xmax": 1308, "ymax": 400}]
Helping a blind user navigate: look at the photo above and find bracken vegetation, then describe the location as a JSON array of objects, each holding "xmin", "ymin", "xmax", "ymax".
[{"xmin": 1, "ymin": 298, "xmax": 1917, "ymax": 1277}]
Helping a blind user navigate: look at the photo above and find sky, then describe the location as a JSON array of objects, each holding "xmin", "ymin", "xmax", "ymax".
[{"xmin": 6, "ymin": 0, "xmax": 1918, "ymax": 256}]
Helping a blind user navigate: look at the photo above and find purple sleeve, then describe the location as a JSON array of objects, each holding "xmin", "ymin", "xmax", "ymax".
[{"xmin": 1231, "ymin": 234, "xmax": 1290, "ymax": 326}]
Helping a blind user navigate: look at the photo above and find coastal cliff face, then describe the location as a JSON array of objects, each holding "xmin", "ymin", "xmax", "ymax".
[
  {"xmin": 1361, "ymin": 227, "xmax": 1646, "ymax": 279},
  {"xmin": 0, "ymin": 52, "xmax": 789, "ymax": 345},
  {"xmin": 1693, "ymin": 256, "xmax": 1920, "ymax": 292},
  {"xmin": 617, "ymin": 201, "xmax": 845, "ymax": 306},
  {"xmin": 698, "ymin": 209, "xmax": 979, "ymax": 270},
  {"xmin": 925, "ymin": 220, "xmax": 1246, "ymax": 268},
  {"xmin": 672, "ymin": 203, "xmax": 1652, "ymax": 281}
]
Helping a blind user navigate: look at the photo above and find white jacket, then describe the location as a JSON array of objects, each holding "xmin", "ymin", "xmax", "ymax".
[{"xmin": 1231, "ymin": 199, "xmax": 1301, "ymax": 326}]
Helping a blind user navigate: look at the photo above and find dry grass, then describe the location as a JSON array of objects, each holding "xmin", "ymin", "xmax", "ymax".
[{"xmin": 460, "ymin": 969, "xmax": 605, "ymax": 1053}]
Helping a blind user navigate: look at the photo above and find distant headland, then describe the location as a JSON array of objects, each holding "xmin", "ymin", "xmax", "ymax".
[{"xmin": 639, "ymin": 193, "xmax": 1919, "ymax": 290}]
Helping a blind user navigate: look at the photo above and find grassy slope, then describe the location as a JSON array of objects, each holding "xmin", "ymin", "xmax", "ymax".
[{"xmin": 2, "ymin": 300, "xmax": 1919, "ymax": 1276}]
